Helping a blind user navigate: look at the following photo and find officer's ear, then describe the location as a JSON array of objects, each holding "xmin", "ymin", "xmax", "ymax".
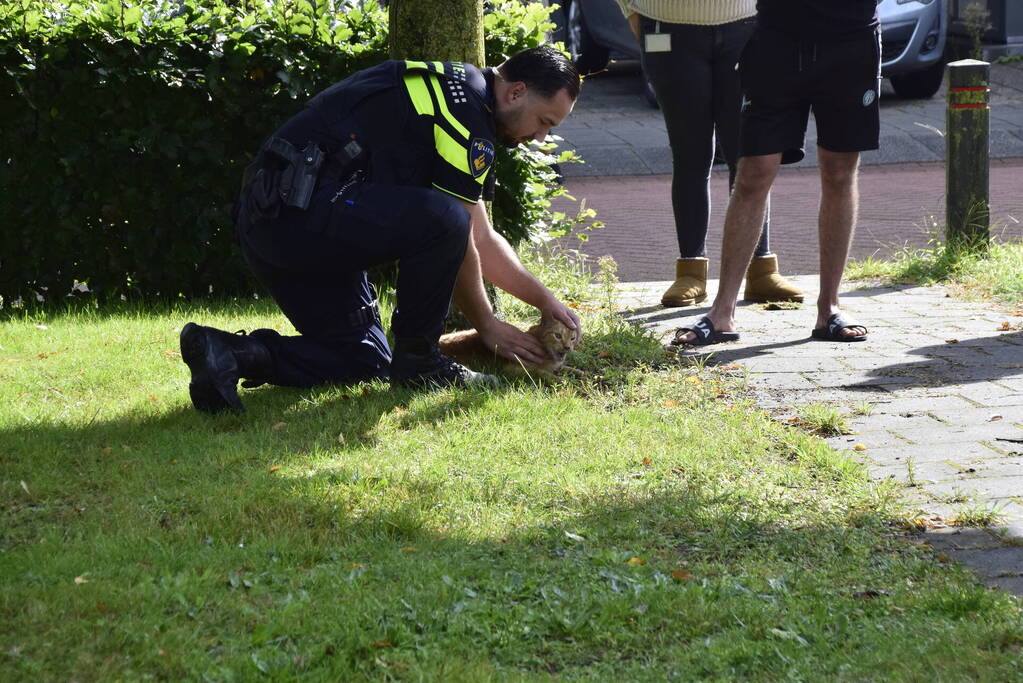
[{"xmin": 507, "ymin": 81, "xmax": 527, "ymax": 102}]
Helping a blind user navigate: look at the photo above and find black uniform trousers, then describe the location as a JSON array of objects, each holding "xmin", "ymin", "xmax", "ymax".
[{"xmin": 237, "ymin": 176, "xmax": 472, "ymax": 388}]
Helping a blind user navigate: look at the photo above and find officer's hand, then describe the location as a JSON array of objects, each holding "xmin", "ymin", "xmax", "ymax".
[
  {"xmin": 478, "ymin": 319, "xmax": 550, "ymax": 366},
  {"xmin": 541, "ymin": 299, "xmax": 582, "ymax": 341}
]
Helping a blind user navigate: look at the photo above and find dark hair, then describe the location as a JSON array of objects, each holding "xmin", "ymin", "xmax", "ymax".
[{"xmin": 497, "ymin": 45, "xmax": 581, "ymax": 101}]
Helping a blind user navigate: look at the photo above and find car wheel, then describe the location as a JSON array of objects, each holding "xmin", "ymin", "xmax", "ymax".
[
  {"xmin": 889, "ymin": 59, "xmax": 946, "ymax": 99},
  {"xmin": 567, "ymin": 1, "xmax": 610, "ymax": 75}
]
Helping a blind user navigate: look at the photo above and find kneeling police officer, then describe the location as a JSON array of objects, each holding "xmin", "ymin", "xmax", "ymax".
[{"xmin": 180, "ymin": 46, "xmax": 582, "ymax": 413}]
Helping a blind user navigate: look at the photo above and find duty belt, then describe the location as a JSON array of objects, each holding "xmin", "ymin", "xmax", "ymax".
[{"xmin": 349, "ymin": 299, "xmax": 381, "ymax": 328}]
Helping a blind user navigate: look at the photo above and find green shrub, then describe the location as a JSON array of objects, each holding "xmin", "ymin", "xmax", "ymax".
[{"xmin": 0, "ymin": 0, "xmax": 592, "ymax": 306}]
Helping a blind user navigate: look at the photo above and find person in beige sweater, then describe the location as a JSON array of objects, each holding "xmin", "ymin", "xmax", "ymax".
[{"xmin": 617, "ymin": 0, "xmax": 802, "ymax": 307}]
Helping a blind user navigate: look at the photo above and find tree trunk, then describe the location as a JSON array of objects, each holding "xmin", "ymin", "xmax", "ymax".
[{"xmin": 389, "ymin": 0, "xmax": 485, "ymax": 66}]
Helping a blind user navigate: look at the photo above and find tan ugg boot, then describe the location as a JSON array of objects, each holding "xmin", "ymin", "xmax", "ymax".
[
  {"xmin": 743, "ymin": 254, "xmax": 804, "ymax": 303},
  {"xmin": 661, "ymin": 257, "xmax": 708, "ymax": 307}
]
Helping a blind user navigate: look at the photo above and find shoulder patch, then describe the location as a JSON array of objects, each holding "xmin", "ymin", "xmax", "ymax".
[{"xmin": 469, "ymin": 138, "xmax": 494, "ymax": 178}]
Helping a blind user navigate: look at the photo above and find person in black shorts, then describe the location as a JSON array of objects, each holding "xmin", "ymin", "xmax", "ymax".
[{"xmin": 673, "ymin": 0, "xmax": 880, "ymax": 346}]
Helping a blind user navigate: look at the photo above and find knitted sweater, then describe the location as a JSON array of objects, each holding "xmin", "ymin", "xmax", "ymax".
[{"xmin": 615, "ymin": 0, "xmax": 756, "ymax": 26}]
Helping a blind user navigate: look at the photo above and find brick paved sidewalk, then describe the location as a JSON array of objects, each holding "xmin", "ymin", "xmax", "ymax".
[
  {"xmin": 555, "ymin": 159, "xmax": 1023, "ymax": 283},
  {"xmin": 615, "ymin": 277, "xmax": 1023, "ymax": 594}
]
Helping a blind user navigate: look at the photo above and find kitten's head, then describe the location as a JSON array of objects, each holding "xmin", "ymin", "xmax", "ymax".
[{"xmin": 536, "ymin": 319, "xmax": 579, "ymax": 368}]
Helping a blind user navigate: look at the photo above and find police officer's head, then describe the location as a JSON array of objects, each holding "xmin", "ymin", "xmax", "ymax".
[{"xmin": 494, "ymin": 45, "xmax": 580, "ymax": 148}]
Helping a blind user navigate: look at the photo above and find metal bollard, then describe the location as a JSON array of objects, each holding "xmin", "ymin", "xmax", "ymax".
[{"xmin": 946, "ymin": 59, "xmax": 990, "ymax": 247}]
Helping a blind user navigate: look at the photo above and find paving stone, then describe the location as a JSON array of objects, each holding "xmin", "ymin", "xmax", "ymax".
[
  {"xmin": 893, "ymin": 423, "xmax": 1023, "ymax": 445},
  {"xmin": 828, "ymin": 431, "xmax": 912, "ymax": 451},
  {"xmin": 951, "ymin": 382, "xmax": 1023, "ymax": 407},
  {"xmin": 985, "ymin": 576, "xmax": 1023, "ymax": 595},
  {"xmin": 925, "ymin": 527, "xmax": 1006, "ymax": 550},
  {"xmin": 873, "ymin": 457, "xmax": 1023, "ymax": 485},
  {"xmin": 846, "ymin": 413, "xmax": 944, "ymax": 433},
  {"xmin": 861, "ymin": 442, "xmax": 1009, "ymax": 465},
  {"xmin": 746, "ymin": 374, "xmax": 819, "ymax": 391},
  {"xmin": 741, "ymin": 357, "xmax": 852, "ymax": 373},
  {"xmin": 866, "ymin": 395, "xmax": 978, "ymax": 415},
  {"xmin": 935, "ymin": 547, "xmax": 1023, "ymax": 578},
  {"xmin": 924, "ymin": 476, "xmax": 1023, "ymax": 502},
  {"xmin": 926, "ymin": 406, "xmax": 1023, "ymax": 426}
]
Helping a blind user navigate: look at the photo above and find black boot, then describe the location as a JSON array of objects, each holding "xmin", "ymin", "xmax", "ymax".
[
  {"xmin": 179, "ymin": 323, "xmax": 273, "ymax": 413},
  {"xmin": 390, "ymin": 339, "xmax": 498, "ymax": 389}
]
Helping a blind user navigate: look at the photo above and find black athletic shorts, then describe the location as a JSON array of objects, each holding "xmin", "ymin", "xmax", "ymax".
[{"xmin": 738, "ymin": 26, "xmax": 881, "ymax": 164}]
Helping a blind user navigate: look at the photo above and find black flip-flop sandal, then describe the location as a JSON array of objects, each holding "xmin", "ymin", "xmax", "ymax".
[
  {"xmin": 811, "ymin": 312, "xmax": 868, "ymax": 342},
  {"xmin": 671, "ymin": 316, "xmax": 741, "ymax": 347}
]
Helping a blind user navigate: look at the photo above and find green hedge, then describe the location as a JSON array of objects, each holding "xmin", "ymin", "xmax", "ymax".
[{"xmin": 0, "ymin": 0, "xmax": 588, "ymax": 306}]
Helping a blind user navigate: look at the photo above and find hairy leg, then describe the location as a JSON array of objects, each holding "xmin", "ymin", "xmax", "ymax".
[{"xmin": 816, "ymin": 147, "xmax": 866, "ymax": 337}]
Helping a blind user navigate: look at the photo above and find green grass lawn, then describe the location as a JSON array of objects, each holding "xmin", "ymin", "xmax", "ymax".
[{"xmin": 3, "ymin": 257, "xmax": 1022, "ymax": 679}]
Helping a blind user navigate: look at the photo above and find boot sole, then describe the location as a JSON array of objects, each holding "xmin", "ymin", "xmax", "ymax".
[
  {"xmin": 661, "ymin": 293, "xmax": 708, "ymax": 308},
  {"xmin": 180, "ymin": 323, "xmax": 243, "ymax": 413}
]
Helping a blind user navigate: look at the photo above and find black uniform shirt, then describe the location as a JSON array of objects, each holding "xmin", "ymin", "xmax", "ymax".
[
  {"xmin": 756, "ymin": 0, "xmax": 879, "ymax": 37},
  {"xmin": 275, "ymin": 60, "xmax": 497, "ymax": 204}
]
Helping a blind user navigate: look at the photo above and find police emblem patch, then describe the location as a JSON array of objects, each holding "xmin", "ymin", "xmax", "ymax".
[
  {"xmin": 862, "ymin": 89, "xmax": 876, "ymax": 107},
  {"xmin": 469, "ymin": 138, "xmax": 495, "ymax": 178}
]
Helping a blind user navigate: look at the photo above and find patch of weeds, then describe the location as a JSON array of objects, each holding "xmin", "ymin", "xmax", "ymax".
[
  {"xmin": 793, "ymin": 403, "xmax": 852, "ymax": 436},
  {"xmin": 761, "ymin": 301, "xmax": 802, "ymax": 311},
  {"xmin": 850, "ymin": 401, "xmax": 875, "ymax": 417},
  {"xmin": 944, "ymin": 488, "xmax": 972, "ymax": 505},
  {"xmin": 949, "ymin": 503, "xmax": 1006, "ymax": 528},
  {"xmin": 906, "ymin": 457, "xmax": 918, "ymax": 488},
  {"xmin": 847, "ymin": 234, "xmax": 1023, "ymax": 308}
]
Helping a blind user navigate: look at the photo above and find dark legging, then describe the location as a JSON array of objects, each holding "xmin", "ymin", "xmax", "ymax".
[{"xmin": 640, "ymin": 16, "xmax": 770, "ymax": 259}]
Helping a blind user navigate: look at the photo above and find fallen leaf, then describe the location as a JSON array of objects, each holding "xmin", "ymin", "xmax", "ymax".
[
  {"xmin": 626, "ymin": 557, "xmax": 646, "ymax": 566},
  {"xmin": 852, "ymin": 589, "xmax": 888, "ymax": 599},
  {"xmin": 687, "ymin": 376, "xmax": 702, "ymax": 385},
  {"xmin": 661, "ymin": 399, "xmax": 677, "ymax": 407},
  {"xmin": 371, "ymin": 640, "xmax": 393, "ymax": 649},
  {"xmin": 720, "ymin": 364, "xmax": 741, "ymax": 371},
  {"xmin": 671, "ymin": 569, "xmax": 694, "ymax": 582},
  {"xmin": 854, "ymin": 444, "xmax": 868, "ymax": 452},
  {"xmin": 37, "ymin": 352, "xmax": 49, "ymax": 359},
  {"xmin": 999, "ymin": 321, "xmax": 1013, "ymax": 331},
  {"xmin": 20, "ymin": 481, "xmax": 30, "ymax": 495},
  {"xmin": 989, "ymin": 414, "xmax": 1004, "ymax": 421},
  {"xmin": 158, "ymin": 648, "xmax": 167, "ymax": 656},
  {"xmin": 74, "ymin": 576, "xmax": 88, "ymax": 585},
  {"xmin": 392, "ymin": 406, "xmax": 406, "ymax": 415},
  {"xmin": 271, "ymin": 421, "xmax": 287, "ymax": 431},
  {"xmin": 269, "ymin": 465, "xmax": 282, "ymax": 473},
  {"xmin": 937, "ymin": 554, "xmax": 952, "ymax": 563},
  {"xmin": 596, "ymin": 351, "xmax": 611, "ymax": 359},
  {"xmin": 148, "ymin": 395, "xmax": 158, "ymax": 403},
  {"xmin": 349, "ymin": 563, "xmax": 364, "ymax": 569},
  {"xmin": 400, "ymin": 547, "xmax": 419, "ymax": 553},
  {"xmin": 162, "ymin": 350, "xmax": 181, "ymax": 357},
  {"xmin": 641, "ymin": 457, "xmax": 652, "ymax": 466},
  {"xmin": 787, "ymin": 417, "xmax": 801, "ymax": 423},
  {"xmin": 96, "ymin": 602, "xmax": 108, "ymax": 613},
  {"xmin": 568, "ymin": 302, "xmax": 580, "ymax": 309},
  {"xmin": 945, "ymin": 339, "xmax": 959, "ymax": 344},
  {"xmin": 102, "ymin": 447, "xmax": 112, "ymax": 455}
]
